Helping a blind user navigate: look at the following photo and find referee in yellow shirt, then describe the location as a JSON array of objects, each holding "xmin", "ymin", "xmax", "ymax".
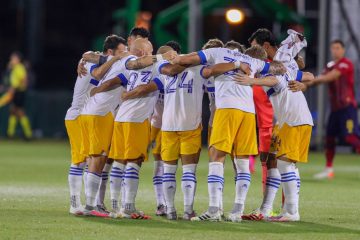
[{"xmin": 6, "ymin": 51, "xmax": 32, "ymax": 139}]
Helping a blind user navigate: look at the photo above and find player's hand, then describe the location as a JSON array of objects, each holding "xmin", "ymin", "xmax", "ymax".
[
  {"xmin": 121, "ymin": 91, "xmax": 129, "ymax": 101},
  {"xmin": 170, "ymin": 55, "xmax": 180, "ymax": 65},
  {"xmin": 77, "ymin": 59, "xmax": 87, "ymax": 77},
  {"xmin": 162, "ymin": 50, "xmax": 178, "ymax": 61},
  {"xmin": 90, "ymin": 87, "xmax": 98, "ymax": 97},
  {"xmin": 233, "ymin": 73, "xmax": 254, "ymax": 86},
  {"xmin": 288, "ymin": 80, "xmax": 307, "ymax": 92},
  {"xmin": 239, "ymin": 63, "xmax": 251, "ymax": 76}
]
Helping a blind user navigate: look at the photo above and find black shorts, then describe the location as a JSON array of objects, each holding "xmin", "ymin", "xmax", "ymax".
[
  {"xmin": 326, "ymin": 105, "xmax": 360, "ymax": 138},
  {"xmin": 12, "ymin": 91, "xmax": 26, "ymax": 108}
]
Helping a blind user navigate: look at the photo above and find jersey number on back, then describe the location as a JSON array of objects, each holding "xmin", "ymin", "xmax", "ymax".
[
  {"xmin": 165, "ymin": 71, "xmax": 193, "ymax": 94},
  {"xmin": 128, "ymin": 71, "xmax": 152, "ymax": 91}
]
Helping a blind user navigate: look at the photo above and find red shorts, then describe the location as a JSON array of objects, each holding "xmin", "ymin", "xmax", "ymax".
[{"xmin": 253, "ymin": 86, "xmax": 273, "ymax": 152}]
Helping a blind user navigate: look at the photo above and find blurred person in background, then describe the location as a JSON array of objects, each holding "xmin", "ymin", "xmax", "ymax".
[
  {"xmin": 310, "ymin": 40, "xmax": 360, "ymax": 180},
  {"xmin": 3, "ymin": 51, "xmax": 32, "ymax": 139}
]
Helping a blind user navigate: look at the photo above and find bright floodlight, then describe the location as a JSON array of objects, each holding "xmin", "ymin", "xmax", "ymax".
[{"xmin": 226, "ymin": 9, "xmax": 244, "ymax": 24}]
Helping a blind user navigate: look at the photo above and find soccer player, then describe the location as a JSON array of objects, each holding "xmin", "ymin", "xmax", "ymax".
[
  {"xmin": 127, "ymin": 27, "xmax": 150, "ymax": 48},
  {"xmin": 309, "ymin": 40, "xmax": 360, "ymax": 180},
  {"xmin": 90, "ymin": 38, "xmax": 176, "ymax": 219},
  {"xmin": 234, "ymin": 45, "xmax": 314, "ymax": 221},
  {"xmin": 248, "ymin": 29, "xmax": 306, "ymax": 192},
  {"xmin": 80, "ymin": 28, "xmax": 154, "ymax": 213},
  {"xmin": 116, "ymin": 41, "xmax": 250, "ymax": 220},
  {"xmin": 171, "ymin": 45, "xmax": 286, "ymax": 222},
  {"xmin": 65, "ymin": 37, "xmax": 124, "ymax": 215},
  {"xmin": 151, "ymin": 41, "xmax": 182, "ymax": 217},
  {"xmin": 6, "ymin": 51, "xmax": 32, "ymax": 139},
  {"xmin": 79, "ymin": 35, "xmax": 128, "ymax": 217}
]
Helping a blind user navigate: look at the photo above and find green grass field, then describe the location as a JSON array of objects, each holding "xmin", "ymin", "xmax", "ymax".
[{"xmin": 1, "ymin": 140, "xmax": 360, "ymax": 240}]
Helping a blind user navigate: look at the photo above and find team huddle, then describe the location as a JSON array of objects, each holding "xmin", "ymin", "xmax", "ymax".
[{"xmin": 65, "ymin": 27, "xmax": 315, "ymax": 222}]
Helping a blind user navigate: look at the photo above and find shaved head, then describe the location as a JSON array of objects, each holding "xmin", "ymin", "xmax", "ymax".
[
  {"xmin": 130, "ymin": 38, "xmax": 153, "ymax": 57},
  {"xmin": 157, "ymin": 45, "xmax": 173, "ymax": 54}
]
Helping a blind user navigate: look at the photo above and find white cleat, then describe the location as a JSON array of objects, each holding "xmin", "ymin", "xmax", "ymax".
[
  {"xmin": 267, "ymin": 212, "xmax": 300, "ymax": 222},
  {"xmin": 226, "ymin": 212, "xmax": 242, "ymax": 222},
  {"xmin": 69, "ymin": 206, "xmax": 85, "ymax": 216},
  {"xmin": 191, "ymin": 211, "xmax": 222, "ymax": 222},
  {"xmin": 313, "ymin": 168, "xmax": 334, "ymax": 180},
  {"xmin": 109, "ymin": 211, "xmax": 123, "ymax": 219}
]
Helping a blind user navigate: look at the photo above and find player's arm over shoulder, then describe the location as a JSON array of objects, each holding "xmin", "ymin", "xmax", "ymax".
[
  {"xmin": 122, "ymin": 78, "xmax": 161, "ymax": 100},
  {"xmin": 159, "ymin": 62, "xmax": 186, "ymax": 76}
]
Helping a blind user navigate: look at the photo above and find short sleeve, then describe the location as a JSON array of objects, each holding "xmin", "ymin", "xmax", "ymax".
[
  {"xmin": 197, "ymin": 48, "xmax": 217, "ymax": 65},
  {"xmin": 152, "ymin": 75, "xmax": 166, "ymax": 90},
  {"xmin": 156, "ymin": 60, "xmax": 170, "ymax": 75},
  {"xmin": 124, "ymin": 55, "xmax": 137, "ymax": 70},
  {"xmin": 335, "ymin": 61, "xmax": 350, "ymax": 75}
]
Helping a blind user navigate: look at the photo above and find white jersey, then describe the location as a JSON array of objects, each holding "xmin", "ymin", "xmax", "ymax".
[
  {"xmin": 205, "ymin": 77, "xmax": 216, "ymax": 127},
  {"xmin": 65, "ymin": 62, "xmax": 98, "ymax": 120},
  {"xmin": 151, "ymin": 78, "xmax": 164, "ymax": 129},
  {"xmin": 198, "ymin": 47, "xmax": 270, "ymax": 113},
  {"xmin": 153, "ymin": 64, "xmax": 205, "ymax": 131},
  {"xmin": 264, "ymin": 67, "xmax": 313, "ymax": 127},
  {"xmin": 115, "ymin": 60, "xmax": 161, "ymax": 123},
  {"xmin": 81, "ymin": 55, "xmax": 133, "ymax": 116}
]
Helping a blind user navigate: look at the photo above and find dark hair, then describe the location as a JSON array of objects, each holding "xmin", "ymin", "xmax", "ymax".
[
  {"xmin": 331, "ymin": 39, "xmax": 345, "ymax": 48},
  {"xmin": 164, "ymin": 40, "xmax": 181, "ymax": 54},
  {"xmin": 248, "ymin": 28, "xmax": 277, "ymax": 46},
  {"xmin": 202, "ymin": 38, "xmax": 224, "ymax": 50},
  {"xmin": 103, "ymin": 35, "xmax": 126, "ymax": 52},
  {"xmin": 129, "ymin": 27, "xmax": 150, "ymax": 38},
  {"xmin": 224, "ymin": 40, "xmax": 246, "ymax": 53}
]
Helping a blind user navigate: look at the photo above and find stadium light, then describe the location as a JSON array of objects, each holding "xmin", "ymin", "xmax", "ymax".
[{"xmin": 225, "ymin": 9, "xmax": 244, "ymax": 24}]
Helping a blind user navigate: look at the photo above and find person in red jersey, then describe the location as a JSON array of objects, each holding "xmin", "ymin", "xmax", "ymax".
[
  {"xmin": 247, "ymin": 29, "xmax": 276, "ymax": 192},
  {"xmin": 311, "ymin": 40, "xmax": 360, "ymax": 180},
  {"xmin": 248, "ymin": 29, "xmax": 305, "ymax": 193}
]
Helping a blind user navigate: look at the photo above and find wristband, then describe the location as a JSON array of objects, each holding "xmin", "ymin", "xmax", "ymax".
[
  {"xmin": 234, "ymin": 60, "xmax": 241, "ymax": 68},
  {"xmin": 99, "ymin": 55, "xmax": 108, "ymax": 66}
]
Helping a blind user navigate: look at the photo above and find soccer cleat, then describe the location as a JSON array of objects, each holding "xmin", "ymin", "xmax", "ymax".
[
  {"xmin": 122, "ymin": 209, "xmax": 151, "ymax": 220},
  {"xmin": 109, "ymin": 211, "xmax": 123, "ymax": 219},
  {"xmin": 83, "ymin": 207, "xmax": 110, "ymax": 218},
  {"xmin": 166, "ymin": 211, "xmax": 178, "ymax": 220},
  {"xmin": 69, "ymin": 206, "xmax": 85, "ymax": 216},
  {"xmin": 267, "ymin": 212, "xmax": 300, "ymax": 222},
  {"xmin": 190, "ymin": 211, "xmax": 222, "ymax": 222},
  {"xmin": 182, "ymin": 211, "xmax": 196, "ymax": 220},
  {"xmin": 155, "ymin": 204, "xmax": 166, "ymax": 216},
  {"xmin": 313, "ymin": 168, "xmax": 334, "ymax": 180},
  {"xmin": 226, "ymin": 212, "xmax": 243, "ymax": 222},
  {"xmin": 95, "ymin": 204, "xmax": 110, "ymax": 214},
  {"xmin": 241, "ymin": 208, "xmax": 277, "ymax": 221}
]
